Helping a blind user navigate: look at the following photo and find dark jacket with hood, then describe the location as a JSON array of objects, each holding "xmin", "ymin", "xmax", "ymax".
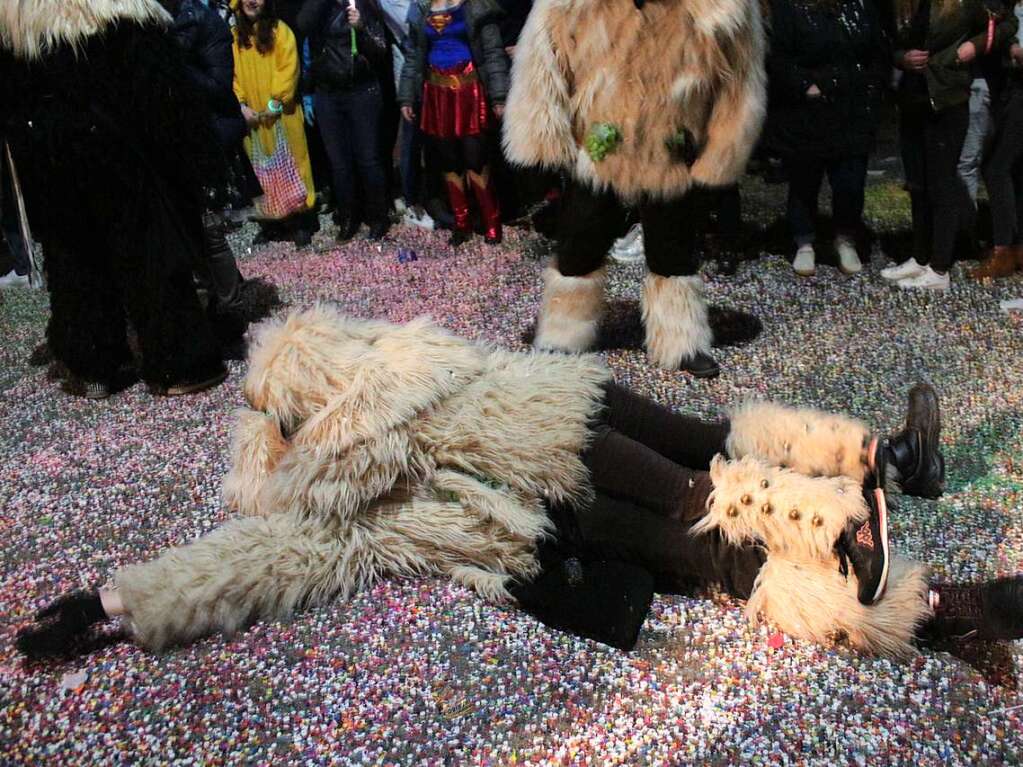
[
  {"xmin": 297, "ymin": 0, "xmax": 390, "ymax": 91},
  {"xmin": 765, "ymin": 0, "xmax": 890, "ymax": 159},
  {"xmin": 397, "ymin": 0, "xmax": 509, "ymax": 107}
]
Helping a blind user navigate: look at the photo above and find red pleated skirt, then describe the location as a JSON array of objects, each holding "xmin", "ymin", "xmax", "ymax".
[{"xmin": 420, "ymin": 61, "xmax": 489, "ymax": 138}]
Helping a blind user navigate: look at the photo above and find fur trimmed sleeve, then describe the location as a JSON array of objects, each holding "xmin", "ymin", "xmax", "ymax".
[
  {"xmin": 501, "ymin": 0, "xmax": 576, "ymax": 170},
  {"xmin": 688, "ymin": 0, "xmax": 768, "ymax": 188}
]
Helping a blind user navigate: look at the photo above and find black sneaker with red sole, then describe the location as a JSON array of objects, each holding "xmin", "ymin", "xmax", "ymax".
[{"xmin": 837, "ymin": 451, "xmax": 891, "ymax": 606}]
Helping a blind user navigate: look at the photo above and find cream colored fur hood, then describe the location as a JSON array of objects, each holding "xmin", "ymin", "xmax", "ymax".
[
  {"xmin": 1, "ymin": 0, "xmax": 171, "ymax": 60},
  {"xmin": 502, "ymin": 0, "xmax": 767, "ymax": 201}
]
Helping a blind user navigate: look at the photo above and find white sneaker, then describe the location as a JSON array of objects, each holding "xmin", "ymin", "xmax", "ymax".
[
  {"xmin": 0, "ymin": 269, "xmax": 29, "ymax": 288},
  {"xmin": 880, "ymin": 258, "xmax": 925, "ymax": 282},
  {"xmin": 793, "ymin": 244, "xmax": 816, "ymax": 276},
  {"xmin": 402, "ymin": 207, "xmax": 435, "ymax": 230},
  {"xmin": 835, "ymin": 237, "xmax": 862, "ymax": 274},
  {"xmin": 897, "ymin": 265, "xmax": 950, "ymax": 291},
  {"xmin": 609, "ymin": 224, "xmax": 646, "ymax": 263}
]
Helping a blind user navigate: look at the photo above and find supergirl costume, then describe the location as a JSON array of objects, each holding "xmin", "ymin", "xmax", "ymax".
[{"xmin": 399, "ymin": 0, "xmax": 509, "ymax": 244}]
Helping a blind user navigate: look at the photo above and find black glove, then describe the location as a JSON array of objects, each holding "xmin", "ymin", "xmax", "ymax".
[{"xmin": 16, "ymin": 589, "xmax": 108, "ymax": 659}]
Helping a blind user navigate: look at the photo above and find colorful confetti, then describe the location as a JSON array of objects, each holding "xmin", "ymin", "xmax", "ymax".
[{"xmin": 1, "ymin": 202, "xmax": 1022, "ymax": 765}]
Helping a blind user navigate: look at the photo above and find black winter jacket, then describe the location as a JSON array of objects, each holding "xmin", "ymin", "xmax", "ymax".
[
  {"xmin": 298, "ymin": 0, "xmax": 390, "ymax": 91},
  {"xmin": 170, "ymin": 0, "xmax": 246, "ymax": 147},
  {"xmin": 765, "ymin": 0, "xmax": 890, "ymax": 159},
  {"xmin": 397, "ymin": 0, "xmax": 509, "ymax": 107}
]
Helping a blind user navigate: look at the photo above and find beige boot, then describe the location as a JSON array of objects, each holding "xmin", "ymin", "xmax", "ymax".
[{"xmin": 533, "ymin": 264, "xmax": 606, "ymax": 353}]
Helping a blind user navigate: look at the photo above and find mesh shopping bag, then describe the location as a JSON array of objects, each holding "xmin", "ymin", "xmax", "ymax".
[{"xmin": 249, "ymin": 121, "xmax": 308, "ymax": 220}]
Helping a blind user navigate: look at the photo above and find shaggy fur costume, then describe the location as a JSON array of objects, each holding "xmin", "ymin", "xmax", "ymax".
[
  {"xmin": 641, "ymin": 274, "xmax": 714, "ymax": 367},
  {"xmin": 1, "ymin": 0, "xmax": 226, "ymax": 389},
  {"xmin": 533, "ymin": 266, "xmax": 607, "ymax": 353},
  {"xmin": 114, "ymin": 306, "xmax": 610, "ymax": 650},
  {"xmin": 502, "ymin": 0, "xmax": 767, "ymax": 201}
]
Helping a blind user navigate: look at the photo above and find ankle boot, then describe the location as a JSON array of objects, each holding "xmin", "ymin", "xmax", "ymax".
[
  {"xmin": 16, "ymin": 589, "xmax": 108, "ymax": 658},
  {"xmin": 468, "ymin": 169, "xmax": 502, "ymax": 244},
  {"xmin": 445, "ymin": 174, "xmax": 472, "ymax": 246},
  {"xmin": 970, "ymin": 245, "xmax": 1020, "ymax": 280},
  {"xmin": 884, "ymin": 383, "xmax": 944, "ymax": 498},
  {"xmin": 925, "ymin": 577, "xmax": 1023, "ymax": 641}
]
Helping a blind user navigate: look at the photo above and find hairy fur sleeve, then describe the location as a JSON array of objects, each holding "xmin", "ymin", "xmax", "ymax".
[
  {"xmin": 501, "ymin": 0, "xmax": 576, "ymax": 169},
  {"xmin": 688, "ymin": 0, "xmax": 767, "ymax": 188}
]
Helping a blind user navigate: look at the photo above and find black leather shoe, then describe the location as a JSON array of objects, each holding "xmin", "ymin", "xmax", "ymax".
[
  {"xmin": 837, "ymin": 458, "xmax": 891, "ymax": 606},
  {"xmin": 448, "ymin": 230, "xmax": 472, "ymax": 247},
  {"xmin": 336, "ymin": 217, "xmax": 362, "ymax": 243},
  {"xmin": 886, "ymin": 383, "xmax": 945, "ymax": 498},
  {"xmin": 679, "ymin": 351, "xmax": 720, "ymax": 378},
  {"xmin": 366, "ymin": 221, "xmax": 390, "ymax": 241}
]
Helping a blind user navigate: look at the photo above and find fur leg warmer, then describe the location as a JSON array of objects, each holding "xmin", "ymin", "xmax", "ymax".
[
  {"xmin": 114, "ymin": 513, "xmax": 345, "ymax": 651},
  {"xmin": 534, "ymin": 265, "xmax": 606, "ymax": 353},
  {"xmin": 746, "ymin": 555, "xmax": 932, "ymax": 658},
  {"xmin": 641, "ymin": 274, "xmax": 713, "ymax": 368},
  {"xmin": 691, "ymin": 455, "xmax": 867, "ymax": 560},
  {"xmin": 726, "ymin": 401, "xmax": 872, "ymax": 482}
]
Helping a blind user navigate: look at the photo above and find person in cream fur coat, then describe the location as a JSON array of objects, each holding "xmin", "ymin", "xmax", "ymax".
[
  {"xmin": 502, "ymin": 0, "xmax": 768, "ymax": 378},
  {"xmin": 16, "ymin": 308, "xmax": 1023, "ymax": 658}
]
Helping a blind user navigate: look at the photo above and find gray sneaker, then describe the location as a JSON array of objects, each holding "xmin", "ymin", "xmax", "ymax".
[{"xmin": 0, "ymin": 269, "xmax": 30, "ymax": 288}]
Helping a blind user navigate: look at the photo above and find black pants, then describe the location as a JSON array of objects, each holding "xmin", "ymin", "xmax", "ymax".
[
  {"xmin": 900, "ymin": 102, "xmax": 972, "ymax": 272},
  {"xmin": 315, "ymin": 85, "xmax": 389, "ymax": 227},
  {"xmin": 783, "ymin": 154, "xmax": 868, "ymax": 246},
  {"xmin": 983, "ymin": 88, "xmax": 1023, "ymax": 247},
  {"xmin": 568, "ymin": 383, "xmax": 766, "ymax": 600},
  {"xmin": 555, "ymin": 182, "xmax": 707, "ymax": 277}
]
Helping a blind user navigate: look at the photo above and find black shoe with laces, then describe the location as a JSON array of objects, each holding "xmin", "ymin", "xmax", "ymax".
[
  {"xmin": 885, "ymin": 383, "xmax": 944, "ymax": 498},
  {"xmin": 837, "ymin": 454, "xmax": 891, "ymax": 606}
]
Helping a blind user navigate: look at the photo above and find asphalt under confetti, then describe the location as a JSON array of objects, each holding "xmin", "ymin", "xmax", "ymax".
[{"xmin": 2, "ymin": 207, "xmax": 1023, "ymax": 766}]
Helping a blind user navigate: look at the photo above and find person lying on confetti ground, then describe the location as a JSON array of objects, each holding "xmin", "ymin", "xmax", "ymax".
[{"xmin": 16, "ymin": 306, "xmax": 1023, "ymax": 660}]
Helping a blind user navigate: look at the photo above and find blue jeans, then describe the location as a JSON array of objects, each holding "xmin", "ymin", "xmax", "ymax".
[
  {"xmin": 315, "ymin": 85, "xmax": 389, "ymax": 226},
  {"xmin": 958, "ymin": 78, "xmax": 992, "ymax": 203}
]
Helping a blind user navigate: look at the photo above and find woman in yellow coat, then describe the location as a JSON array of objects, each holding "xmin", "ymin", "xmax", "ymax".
[{"xmin": 232, "ymin": 0, "xmax": 317, "ymax": 246}]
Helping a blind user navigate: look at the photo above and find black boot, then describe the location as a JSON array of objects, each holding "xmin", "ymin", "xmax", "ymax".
[
  {"xmin": 679, "ymin": 351, "xmax": 720, "ymax": 379},
  {"xmin": 925, "ymin": 577, "xmax": 1023, "ymax": 641},
  {"xmin": 885, "ymin": 383, "xmax": 945, "ymax": 498},
  {"xmin": 16, "ymin": 589, "xmax": 108, "ymax": 659}
]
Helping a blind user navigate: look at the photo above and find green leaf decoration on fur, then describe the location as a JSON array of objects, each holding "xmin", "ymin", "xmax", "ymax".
[{"xmin": 585, "ymin": 123, "xmax": 623, "ymax": 162}]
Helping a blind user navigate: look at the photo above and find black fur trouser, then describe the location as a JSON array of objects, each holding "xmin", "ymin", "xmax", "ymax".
[
  {"xmin": 573, "ymin": 383, "xmax": 766, "ymax": 600},
  {"xmin": 555, "ymin": 181, "xmax": 710, "ymax": 277},
  {"xmin": 44, "ymin": 207, "xmax": 222, "ymax": 388}
]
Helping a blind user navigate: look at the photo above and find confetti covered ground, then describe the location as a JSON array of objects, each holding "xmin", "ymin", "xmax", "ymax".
[{"xmin": 2, "ymin": 175, "xmax": 1023, "ymax": 766}]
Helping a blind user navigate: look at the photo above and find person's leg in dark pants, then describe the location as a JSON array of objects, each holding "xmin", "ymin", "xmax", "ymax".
[
  {"xmin": 896, "ymin": 107, "xmax": 931, "ymax": 269},
  {"xmin": 399, "ymin": 119, "xmax": 423, "ymax": 208},
  {"xmin": 828, "ymin": 154, "xmax": 868, "ymax": 242},
  {"xmin": 925, "ymin": 103, "xmax": 971, "ymax": 274},
  {"xmin": 341, "ymin": 86, "xmax": 389, "ymax": 237},
  {"xmin": 784, "ymin": 156, "xmax": 825, "ymax": 251},
  {"xmin": 639, "ymin": 193, "xmax": 717, "ymax": 376},
  {"xmin": 315, "ymin": 91, "xmax": 359, "ymax": 238},
  {"xmin": 975, "ymin": 90, "xmax": 1023, "ymax": 278},
  {"xmin": 533, "ymin": 182, "xmax": 621, "ymax": 352},
  {"xmin": 598, "ymin": 381, "xmax": 730, "ymax": 470}
]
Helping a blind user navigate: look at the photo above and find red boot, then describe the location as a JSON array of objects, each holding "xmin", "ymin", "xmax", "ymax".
[
  {"xmin": 445, "ymin": 174, "xmax": 472, "ymax": 247},
  {"xmin": 469, "ymin": 169, "xmax": 502, "ymax": 244}
]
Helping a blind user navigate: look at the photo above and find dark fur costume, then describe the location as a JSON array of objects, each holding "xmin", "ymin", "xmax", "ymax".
[{"xmin": 1, "ymin": 3, "xmax": 226, "ymax": 388}]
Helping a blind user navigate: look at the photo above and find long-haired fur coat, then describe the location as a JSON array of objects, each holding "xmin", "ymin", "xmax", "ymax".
[
  {"xmin": 113, "ymin": 307, "xmax": 610, "ymax": 650},
  {"xmin": 502, "ymin": 0, "xmax": 767, "ymax": 201}
]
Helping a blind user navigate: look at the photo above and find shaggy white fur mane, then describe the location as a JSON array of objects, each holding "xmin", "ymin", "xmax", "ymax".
[{"xmin": 0, "ymin": 0, "xmax": 171, "ymax": 60}]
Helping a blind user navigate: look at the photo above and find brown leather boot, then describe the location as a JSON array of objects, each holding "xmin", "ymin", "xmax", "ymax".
[{"xmin": 970, "ymin": 246, "xmax": 1019, "ymax": 280}]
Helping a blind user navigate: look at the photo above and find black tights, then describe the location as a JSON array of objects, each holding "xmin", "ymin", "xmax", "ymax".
[
  {"xmin": 567, "ymin": 383, "xmax": 766, "ymax": 599},
  {"xmin": 430, "ymin": 135, "xmax": 488, "ymax": 175}
]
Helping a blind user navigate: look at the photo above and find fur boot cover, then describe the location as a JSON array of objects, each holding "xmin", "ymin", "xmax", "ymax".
[
  {"xmin": 692, "ymin": 455, "xmax": 867, "ymax": 561},
  {"xmin": 534, "ymin": 265, "xmax": 606, "ymax": 353},
  {"xmin": 641, "ymin": 274, "xmax": 713, "ymax": 368},
  {"xmin": 502, "ymin": 0, "xmax": 766, "ymax": 202},
  {"xmin": 726, "ymin": 401, "xmax": 871, "ymax": 482},
  {"xmin": 746, "ymin": 554, "xmax": 932, "ymax": 658},
  {"xmin": 0, "ymin": 0, "xmax": 171, "ymax": 60}
]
